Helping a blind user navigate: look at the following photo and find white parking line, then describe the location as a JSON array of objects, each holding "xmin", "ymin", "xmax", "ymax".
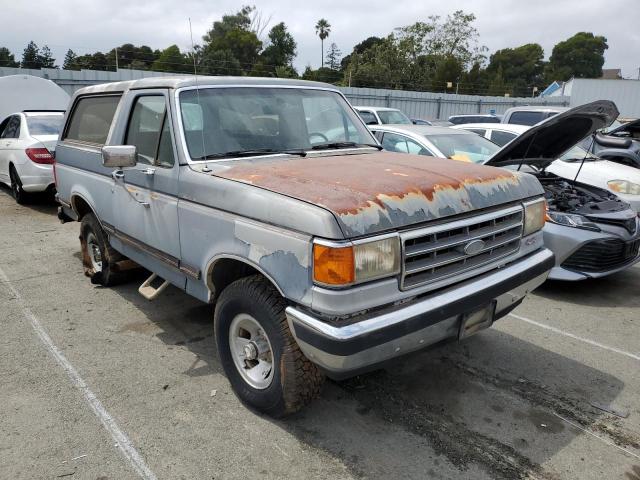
[
  {"xmin": 0, "ymin": 267, "xmax": 158, "ymax": 480},
  {"xmin": 509, "ymin": 313, "xmax": 640, "ymax": 362}
]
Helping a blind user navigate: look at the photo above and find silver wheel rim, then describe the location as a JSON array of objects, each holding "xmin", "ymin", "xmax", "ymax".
[
  {"xmin": 86, "ymin": 232, "xmax": 103, "ymax": 272},
  {"xmin": 228, "ymin": 313, "xmax": 274, "ymax": 389}
]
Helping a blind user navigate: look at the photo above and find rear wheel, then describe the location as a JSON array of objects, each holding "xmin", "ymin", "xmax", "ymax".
[
  {"xmin": 214, "ymin": 275, "xmax": 325, "ymax": 416},
  {"xmin": 79, "ymin": 213, "xmax": 126, "ymax": 286},
  {"xmin": 9, "ymin": 166, "xmax": 29, "ymax": 204}
]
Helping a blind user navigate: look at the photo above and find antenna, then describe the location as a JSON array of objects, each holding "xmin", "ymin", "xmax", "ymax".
[{"xmin": 189, "ymin": 18, "xmax": 207, "ymax": 165}]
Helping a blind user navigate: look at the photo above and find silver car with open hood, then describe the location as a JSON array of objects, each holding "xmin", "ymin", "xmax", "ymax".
[{"xmin": 485, "ymin": 101, "xmax": 640, "ymax": 281}]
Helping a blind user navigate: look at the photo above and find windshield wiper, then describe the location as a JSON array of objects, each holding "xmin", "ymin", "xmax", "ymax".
[
  {"xmin": 310, "ymin": 142, "xmax": 383, "ymax": 151},
  {"xmin": 195, "ymin": 148, "xmax": 307, "ymax": 160}
]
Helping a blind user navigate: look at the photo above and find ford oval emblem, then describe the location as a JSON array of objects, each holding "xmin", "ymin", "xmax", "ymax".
[{"xmin": 464, "ymin": 239, "xmax": 486, "ymax": 256}]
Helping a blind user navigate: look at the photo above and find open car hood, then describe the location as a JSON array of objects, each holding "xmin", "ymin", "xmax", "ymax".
[{"xmin": 485, "ymin": 100, "xmax": 619, "ymax": 169}]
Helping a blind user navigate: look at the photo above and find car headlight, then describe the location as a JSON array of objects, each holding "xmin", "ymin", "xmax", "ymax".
[
  {"xmin": 313, "ymin": 235, "xmax": 400, "ymax": 286},
  {"xmin": 523, "ymin": 198, "xmax": 546, "ymax": 236},
  {"xmin": 546, "ymin": 211, "xmax": 601, "ymax": 232},
  {"xmin": 608, "ymin": 180, "xmax": 640, "ymax": 195}
]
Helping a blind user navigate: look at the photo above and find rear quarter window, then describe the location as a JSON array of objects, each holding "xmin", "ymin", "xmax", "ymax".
[{"xmin": 64, "ymin": 95, "xmax": 121, "ymax": 145}]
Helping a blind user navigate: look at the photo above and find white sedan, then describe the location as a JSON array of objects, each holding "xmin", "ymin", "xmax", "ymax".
[
  {"xmin": 457, "ymin": 123, "xmax": 640, "ymax": 212},
  {"xmin": 0, "ymin": 111, "xmax": 63, "ymax": 203}
]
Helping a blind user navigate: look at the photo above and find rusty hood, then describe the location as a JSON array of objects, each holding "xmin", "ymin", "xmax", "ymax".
[{"xmin": 213, "ymin": 151, "xmax": 543, "ymax": 237}]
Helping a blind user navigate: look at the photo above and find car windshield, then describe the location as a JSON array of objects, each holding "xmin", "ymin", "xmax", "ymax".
[
  {"xmin": 559, "ymin": 145, "xmax": 600, "ymax": 162},
  {"xmin": 378, "ymin": 110, "xmax": 412, "ymax": 125},
  {"xmin": 26, "ymin": 115, "xmax": 63, "ymax": 136},
  {"xmin": 179, "ymin": 87, "xmax": 375, "ymax": 160},
  {"xmin": 425, "ymin": 133, "xmax": 501, "ymax": 164}
]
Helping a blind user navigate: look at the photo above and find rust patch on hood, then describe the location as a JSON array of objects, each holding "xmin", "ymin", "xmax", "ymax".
[{"xmin": 214, "ymin": 152, "xmax": 543, "ymax": 236}]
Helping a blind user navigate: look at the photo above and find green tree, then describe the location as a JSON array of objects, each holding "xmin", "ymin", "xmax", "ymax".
[
  {"xmin": 315, "ymin": 18, "xmax": 331, "ymax": 67},
  {"xmin": 274, "ymin": 65, "xmax": 298, "ymax": 78},
  {"xmin": 487, "ymin": 43, "xmax": 545, "ymax": 95},
  {"xmin": 0, "ymin": 47, "xmax": 19, "ymax": 67},
  {"xmin": 201, "ymin": 49, "xmax": 243, "ymax": 76},
  {"xmin": 341, "ymin": 36, "xmax": 383, "ymax": 70},
  {"xmin": 63, "ymin": 49, "xmax": 78, "ymax": 70},
  {"xmin": 37, "ymin": 45, "xmax": 57, "ymax": 68},
  {"xmin": 261, "ymin": 22, "xmax": 297, "ymax": 72},
  {"xmin": 21, "ymin": 41, "xmax": 40, "ymax": 69},
  {"xmin": 325, "ymin": 43, "xmax": 341, "ymax": 70},
  {"xmin": 547, "ymin": 32, "xmax": 608, "ymax": 81},
  {"xmin": 152, "ymin": 45, "xmax": 189, "ymax": 72},
  {"xmin": 487, "ymin": 65, "xmax": 509, "ymax": 96},
  {"xmin": 202, "ymin": 5, "xmax": 262, "ymax": 73},
  {"xmin": 431, "ymin": 56, "xmax": 464, "ymax": 92},
  {"xmin": 394, "ymin": 10, "xmax": 486, "ymax": 70}
]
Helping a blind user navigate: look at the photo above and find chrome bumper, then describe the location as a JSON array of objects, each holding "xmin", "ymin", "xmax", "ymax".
[{"xmin": 286, "ymin": 248, "xmax": 555, "ymax": 378}]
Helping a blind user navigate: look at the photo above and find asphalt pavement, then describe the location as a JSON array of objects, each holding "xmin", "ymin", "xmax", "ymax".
[{"xmin": 1, "ymin": 186, "xmax": 639, "ymax": 480}]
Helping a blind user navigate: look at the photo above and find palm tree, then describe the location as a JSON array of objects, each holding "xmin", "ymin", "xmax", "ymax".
[{"xmin": 315, "ymin": 19, "xmax": 331, "ymax": 67}]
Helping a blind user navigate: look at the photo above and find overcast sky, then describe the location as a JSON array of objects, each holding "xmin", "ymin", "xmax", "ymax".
[{"xmin": 2, "ymin": 0, "xmax": 639, "ymax": 80}]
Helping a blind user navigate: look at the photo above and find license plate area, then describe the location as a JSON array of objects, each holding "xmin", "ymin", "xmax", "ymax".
[{"xmin": 459, "ymin": 301, "xmax": 496, "ymax": 340}]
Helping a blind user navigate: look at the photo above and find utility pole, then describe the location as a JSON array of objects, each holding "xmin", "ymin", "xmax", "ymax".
[{"xmin": 115, "ymin": 47, "xmax": 119, "ymax": 71}]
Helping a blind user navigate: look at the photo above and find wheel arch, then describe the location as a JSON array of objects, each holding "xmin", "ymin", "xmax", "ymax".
[{"xmin": 206, "ymin": 254, "xmax": 286, "ymax": 301}]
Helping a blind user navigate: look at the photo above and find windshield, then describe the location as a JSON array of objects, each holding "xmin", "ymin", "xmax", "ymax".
[
  {"xmin": 559, "ymin": 144, "xmax": 600, "ymax": 162},
  {"xmin": 179, "ymin": 87, "xmax": 375, "ymax": 160},
  {"xmin": 26, "ymin": 115, "xmax": 63, "ymax": 136},
  {"xmin": 426, "ymin": 133, "xmax": 501, "ymax": 164},
  {"xmin": 378, "ymin": 110, "xmax": 412, "ymax": 125}
]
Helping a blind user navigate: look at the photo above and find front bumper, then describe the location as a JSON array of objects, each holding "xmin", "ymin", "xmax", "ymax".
[
  {"xmin": 286, "ymin": 248, "xmax": 554, "ymax": 378},
  {"xmin": 543, "ymin": 221, "xmax": 640, "ymax": 281}
]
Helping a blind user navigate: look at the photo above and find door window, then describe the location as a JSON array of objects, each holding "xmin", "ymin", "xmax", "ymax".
[
  {"xmin": 382, "ymin": 132, "xmax": 431, "ymax": 155},
  {"xmin": 490, "ymin": 130, "xmax": 517, "ymax": 147},
  {"xmin": 358, "ymin": 111, "xmax": 378, "ymax": 125},
  {"xmin": 1, "ymin": 116, "xmax": 21, "ymax": 139},
  {"xmin": 65, "ymin": 95, "xmax": 121, "ymax": 145},
  {"xmin": 126, "ymin": 96, "xmax": 175, "ymax": 167}
]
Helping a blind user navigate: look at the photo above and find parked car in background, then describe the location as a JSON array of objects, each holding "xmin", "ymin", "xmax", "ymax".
[
  {"xmin": 370, "ymin": 124, "xmax": 501, "ymax": 163},
  {"xmin": 459, "ymin": 123, "xmax": 640, "ymax": 212},
  {"xmin": 372, "ymin": 101, "xmax": 640, "ymax": 281},
  {"xmin": 411, "ymin": 118, "xmax": 454, "ymax": 126},
  {"xmin": 354, "ymin": 106, "xmax": 412, "ymax": 125},
  {"xmin": 0, "ymin": 111, "xmax": 64, "ymax": 203},
  {"xmin": 501, "ymin": 106, "xmax": 568, "ymax": 126},
  {"xmin": 578, "ymin": 118, "xmax": 640, "ymax": 169},
  {"xmin": 55, "ymin": 76, "xmax": 553, "ymax": 415},
  {"xmin": 453, "ymin": 123, "xmax": 529, "ymax": 147},
  {"xmin": 448, "ymin": 114, "xmax": 501, "ymax": 125}
]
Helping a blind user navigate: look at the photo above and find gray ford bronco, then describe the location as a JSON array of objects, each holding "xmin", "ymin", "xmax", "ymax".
[{"xmin": 55, "ymin": 77, "xmax": 554, "ymax": 416}]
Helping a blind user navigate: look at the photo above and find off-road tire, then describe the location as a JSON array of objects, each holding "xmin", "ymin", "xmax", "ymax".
[
  {"xmin": 79, "ymin": 213, "xmax": 127, "ymax": 286},
  {"xmin": 9, "ymin": 166, "xmax": 29, "ymax": 205},
  {"xmin": 214, "ymin": 275, "xmax": 325, "ymax": 417}
]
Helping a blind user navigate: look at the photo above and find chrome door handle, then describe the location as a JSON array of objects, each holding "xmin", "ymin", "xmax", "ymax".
[
  {"xmin": 111, "ymin": 170, "xmax": 125, "ymax": 180},
  {"xmin": 140, "ymin": 167, "xmax": 156, "ymax": 176}
]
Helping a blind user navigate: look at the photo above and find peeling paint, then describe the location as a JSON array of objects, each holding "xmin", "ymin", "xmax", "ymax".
[{"xmin": 217, "ymin": 152, "xmax": 543, "ymax": 237}]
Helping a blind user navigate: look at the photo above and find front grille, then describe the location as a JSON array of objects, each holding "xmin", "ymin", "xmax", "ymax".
[
  {"xmin": 562, "ymin": 238, "xmax": 640, "ymax": 272},
  {"xmin": 401, "ymin": 205, "xmax": 524, "ymax": 290},
  {"xmin": 590, "ymin": 216, "xmax": 638, "ymax": 235}
]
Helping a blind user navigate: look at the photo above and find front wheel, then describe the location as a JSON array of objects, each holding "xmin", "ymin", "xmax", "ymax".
[{"xmin": 214, "ymin": 275, "xmax": 325, "ymax": 416}]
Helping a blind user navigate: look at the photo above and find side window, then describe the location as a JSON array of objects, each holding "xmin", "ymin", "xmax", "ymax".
[
  {"xmin": 65, "ymin": 95, "xmax": 121, "ymax": 145},
  {"xmin": 382, "ymin": 132, "xmax": 430, "ymax": 155},
  {"xmin": 1, "ymin": 116, "xmax": 21, "ymax": 139},
  {"xmin": 468, "ymin": 128, "xmax": 487, "ymax": 136},
  {"xmin": 508, "ymin": 111, "xmax": 545, "ymax": 126},
  {"xmin": 126, "ymin": 95, "xmax": 174, "ymax": 167},
  {"xmin": 490, "ymin": 130, "xmax": 517, "ymax": 147},
  {"xmin": 358, "ymin": 111, "xmax": 378, "ymax": 125}
]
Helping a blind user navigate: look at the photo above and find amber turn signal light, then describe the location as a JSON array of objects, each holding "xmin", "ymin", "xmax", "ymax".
[{"xmin": 313, "ymin": 244, "xmax": 355, "ymax": 286}]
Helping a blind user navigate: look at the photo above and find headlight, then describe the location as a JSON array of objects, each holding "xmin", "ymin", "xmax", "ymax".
[
  {"xmin": 313, "ymin": 235, "xmax": 400, "ymax": 286},
  {"xmin": 608, "ymin": 180, "xmax": 640, "ymax": 195},
  {"xmin": 546, "ymin": 211, "xmax": 601, "ymax": 232},
  {"xmin": 523, "ymin": 198, "xmax": 546, "ymax": 236}
]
